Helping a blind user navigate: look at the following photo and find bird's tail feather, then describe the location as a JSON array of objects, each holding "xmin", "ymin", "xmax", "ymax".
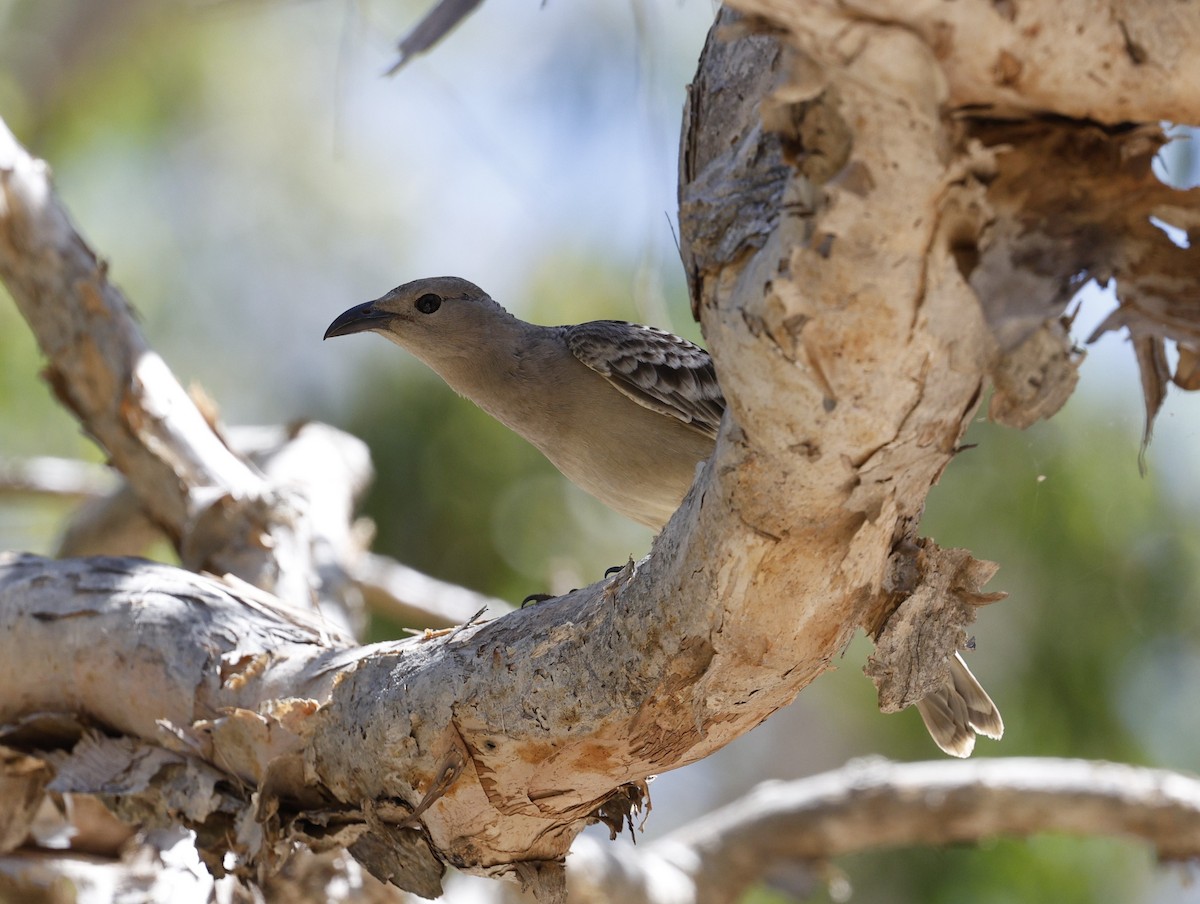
[{"xmin": 914, "ymin": 652, "xmax": 1003, "ymax": 758}]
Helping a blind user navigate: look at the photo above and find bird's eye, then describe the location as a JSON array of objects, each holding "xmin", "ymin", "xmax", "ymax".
[{"xmin": 415, "ymin": 293, "xmax": 442, "ymax": 314}]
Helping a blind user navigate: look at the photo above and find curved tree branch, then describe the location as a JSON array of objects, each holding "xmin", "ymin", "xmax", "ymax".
[
  {"xmin": 831, "ymin": 0, "xmax": 1200, "ymax": 123},
  {"xmin": 566, "ymin": 757, "xmax": 1200, "ymax": 904},
  {"xmin": 1, "ymin": 1, "xmax": 1198, "ymax": 900},
  {"xmin": 0, "ymin": 122, "xmax": 356, "ymax": 610}
]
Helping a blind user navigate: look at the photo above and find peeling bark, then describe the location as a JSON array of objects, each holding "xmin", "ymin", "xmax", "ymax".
[
  {"xmin": 731, "ymin": 0, "xmax": 1200, "ymax": 447},
  {"xmin": 756, "ymin": 0, "xmax": 1200, "ymax": 123}
]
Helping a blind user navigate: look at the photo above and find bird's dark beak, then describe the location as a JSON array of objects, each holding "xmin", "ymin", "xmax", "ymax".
[{"xmin": 324, "ymin": 301, "xmax": 393, "ymax": 339}]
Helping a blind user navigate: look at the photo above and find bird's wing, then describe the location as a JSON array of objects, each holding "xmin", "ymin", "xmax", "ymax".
[{"xmin": 565, "ymin": 321, "xmax": 725, "ymax": 439}]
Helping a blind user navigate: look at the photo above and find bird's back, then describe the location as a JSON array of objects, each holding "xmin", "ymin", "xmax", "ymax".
[
  {"xmin": 563, "ymin": 320, "xmax": 724, "ymax": 439},
  {"xmin": 488, "ymin": 322, "xmax": 719, "ymax": 530}
]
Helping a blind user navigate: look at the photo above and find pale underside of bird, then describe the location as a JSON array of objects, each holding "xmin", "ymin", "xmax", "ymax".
[{"xmin": 324, "ymin": 275, "xmax": 1002, "ymax": 756}]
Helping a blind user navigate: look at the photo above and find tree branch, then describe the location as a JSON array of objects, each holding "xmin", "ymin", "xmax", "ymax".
[
  {"xmin": 0, "ymin": 444, "xmax": 506, "ymax": 628},
  {"xmin": 0, "ymin": 122, "xmax": 344, "ymax": 608},
  {"xmin": 566, "ymin": 757, "xmax": 1200, "ymax": 904},
  {"xmin": 355, "ymin": 551, "xmax": 511, "ymax": 628},
  {"xmin": 829, "ymin": 0, "xmax": 1200, "ymax": 123},
  {"xmin": 2, "ymin": 2, "xmax": 1198, "ymax": 898}
]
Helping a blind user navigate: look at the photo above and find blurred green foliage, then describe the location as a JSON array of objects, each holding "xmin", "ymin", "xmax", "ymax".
[
  {"xmin": 822, "ymin": 835, "xmax": 1147, "ymax": 904},
  {"xmin": 808, "ymin": 409, "xmax": 1200, "ymax": 902},
  {"xmin": 924, "ymin": 413, "xmax": 1200, "ymax": 768}
]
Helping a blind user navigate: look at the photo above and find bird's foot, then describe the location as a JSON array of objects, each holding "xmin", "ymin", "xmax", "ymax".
[{"xmin": 603, "ymin": 557, "xmax": 636, "ymax": 601}]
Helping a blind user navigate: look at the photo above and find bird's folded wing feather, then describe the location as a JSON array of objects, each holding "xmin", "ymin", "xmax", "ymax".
[{"xmin": 564, "ymin": 321, "xmax": 725, "ymax": 438}]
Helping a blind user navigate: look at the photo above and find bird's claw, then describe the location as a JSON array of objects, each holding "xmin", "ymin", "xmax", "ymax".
[{"xmin": 603, "ymin": 557, "xmax": 636, "ymax": 601}]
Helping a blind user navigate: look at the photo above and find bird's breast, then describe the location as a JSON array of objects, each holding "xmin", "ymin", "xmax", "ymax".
[{"xmin": 519, "ymin": 363, "xmax": 715, "ymax": 530}]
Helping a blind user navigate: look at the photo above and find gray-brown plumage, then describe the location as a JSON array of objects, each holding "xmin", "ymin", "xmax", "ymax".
[
  {"xmin": 564, "ymin": 321, "xmax": 725, "ymax": 439},
  {"xmin": 325, "ymin": 276, "xmax": 720, "ymax": 529},
  {"xmin": 916, "ymin": 652, "xmax": 1004, "ymax": 757},
  {"xmin": 324, "ymin": 275, "xmax": 1002, "ymax": 756}
]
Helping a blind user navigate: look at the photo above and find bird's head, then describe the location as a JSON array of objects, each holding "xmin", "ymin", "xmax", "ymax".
[{"xmin": 324, "ymin": 276, "xmax": 514, "ymax": 363}]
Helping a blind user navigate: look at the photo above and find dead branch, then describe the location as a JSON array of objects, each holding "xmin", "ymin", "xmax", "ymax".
[
  {"xmin": 566, "ymin": 757, "xmax": 1200, "ymax": 904},
  {"xmin": 355, "ymin": 551, "xmax": 511, "ymax": 628},
  {"xmin": 0, "ymin": 121, "xmax": 351, "ymax": 609},
  {"xmin": 387, "ymin": 0, "xmax": 484, "ymax": 75}
]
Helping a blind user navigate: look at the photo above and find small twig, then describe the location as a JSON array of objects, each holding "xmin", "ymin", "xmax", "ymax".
[
  {"xmin": 385, "ymin": 0, "xmax": 485, "ymax": 75},
  {"xmin": 353, "ymin": 551, "xmax": 511, "ymax": 628}
]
